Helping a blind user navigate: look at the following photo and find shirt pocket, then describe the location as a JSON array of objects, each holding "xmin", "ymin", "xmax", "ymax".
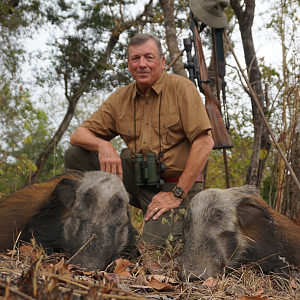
[
  {"xmin": 151, "ymin": 113, "xmax": 184, "ymax": 145},
  {"xmin": 116, "ymin": 120, "xmax": 142, "ymax": 146}
]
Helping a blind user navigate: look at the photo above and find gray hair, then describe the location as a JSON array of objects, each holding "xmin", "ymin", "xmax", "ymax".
[{"xmin": 128, "ymin": 33, "xmax": 163, "ymax": 58}]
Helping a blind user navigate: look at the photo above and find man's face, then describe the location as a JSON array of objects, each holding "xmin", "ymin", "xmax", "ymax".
[{"xmin": 128, "ymin": 39, "xmax": 165, "ymax": 94}]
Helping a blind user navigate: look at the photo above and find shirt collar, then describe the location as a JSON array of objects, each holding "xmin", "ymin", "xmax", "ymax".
[
  {"xmin": 151, "ymin": 70, "xmax": 167, "ymax": 95},
  {"xmin": 132, "ymin": 70, "xmax": 167, "ymax": 98}
]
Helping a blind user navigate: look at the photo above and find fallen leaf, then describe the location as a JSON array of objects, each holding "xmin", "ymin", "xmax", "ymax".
[
  {"xmin": 45, "ymin": 258, "xmax": 71, "ymax": 278},
  {"xmin": 253, "ymin": 288, "xmax": 264, "ymax": 296},
  {"xmin": 19, "ymin": 245, "xmax": 41, "ymax": 261},
  {"xmin": 133, "ymin": 265, "xmax": 147, "ymax": 277},
  {"xmin": 202, "ymin": 277, "xmax": 218, "ymax": 288},
  {"xmin": 143, "ymin": 260, "xmax": 164, "ymax": 274},
  {"xmin": 149, "ymin": 274, "xmax": 177, "ymax": 284},
  {"xmin": 105, "ymin": 273, "xmax": 120, "ymax": 285},
  {"xmin": 291, "ymin": 279, "xmax": 298, "ymax": 289},
  {"xmin": 114, "ymin": 258, "xmax": 132, "ymax": 277},
  {"xmin": 132, "ymin": 274, "xmax": 147, "ymax": 286},
  {"xmin": 148, "ymin": 276, "xmax": 174, "ymax": 291}
]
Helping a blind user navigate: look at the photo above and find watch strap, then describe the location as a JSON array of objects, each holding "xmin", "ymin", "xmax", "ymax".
[{"xmin": 172, "ymin": 186, "xmax": 188, "ymax": 200}]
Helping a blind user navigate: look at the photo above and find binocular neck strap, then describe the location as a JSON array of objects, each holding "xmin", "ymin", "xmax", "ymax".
[
  {"xmin": 158, "ymin": 92, "xmax": 163, "ymax": 159},
  {"xmin": 134, "ymin": 95, "xmax": 137, "ymax": 154}
]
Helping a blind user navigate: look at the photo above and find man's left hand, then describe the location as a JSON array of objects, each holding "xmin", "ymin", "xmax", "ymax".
[{"xmin": 144, "ymin": 191, "xmax": 182, "ymax": 221}]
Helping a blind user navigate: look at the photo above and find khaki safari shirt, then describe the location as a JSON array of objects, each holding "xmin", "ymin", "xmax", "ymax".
[{"xmin": 81, "ymin": 71, "xmax": 212, "ymax": 178}]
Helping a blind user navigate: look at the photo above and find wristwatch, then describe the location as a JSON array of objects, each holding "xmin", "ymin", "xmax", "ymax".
[{"xmin": 172, "ymin": 186, "xmax": 187, "ymax": 199}]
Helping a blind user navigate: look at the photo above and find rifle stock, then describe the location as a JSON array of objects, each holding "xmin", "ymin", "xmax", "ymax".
[{"xmin": 191, "ymin": 18, "xmax": 233, "ymax": 149}]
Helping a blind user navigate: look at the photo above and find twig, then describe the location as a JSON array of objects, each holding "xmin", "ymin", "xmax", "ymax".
[
  {"xmin": 57, "ymin": 286, "xmax": 148, "ymax": 299},
  {"xmin": 165, "ymin": 49, "xmax": 185, "ymax": 71},
  {"xmin": 0, "ymin": 282, "xmax": 37, "ymax": 300},
  {"xmin": 66, "ymin": 234, "xmax": 97, "ymax": 264},
  {"xmin": 11, "ymin": 230, "xmax": 22, "ymax": 260}
]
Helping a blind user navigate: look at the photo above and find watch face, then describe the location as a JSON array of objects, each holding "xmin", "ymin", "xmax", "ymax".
[{"xmin": 173, "ymin": 187, "xmax": 184, "ymax": 197}]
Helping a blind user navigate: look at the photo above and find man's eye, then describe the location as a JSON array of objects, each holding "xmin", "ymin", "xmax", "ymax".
[{"xmin": 146, "ymin": 56, "xmax": 154, "ymax": 61}]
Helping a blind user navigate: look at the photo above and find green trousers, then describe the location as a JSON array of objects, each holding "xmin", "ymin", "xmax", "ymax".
[{"xmin": 64, "ymin": 146, "xmax": 203, "ymax": 247}]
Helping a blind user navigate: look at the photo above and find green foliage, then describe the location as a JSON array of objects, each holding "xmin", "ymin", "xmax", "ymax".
[
  {"xmin": 206, "ymin": 86, "xmax": 254, "ymax": 188},
  {"xmin": 261, "ymin": 174, "xmax": 277, "ymax": 206},
  {"xmin": 0, "ymin": 0, "xmax": 42, "ymax": 79},
  {"xmin": 0, "ymin": 83, "xmax": 65, "ymax": 195},
  {"xmin": 206, "ymin": 129, "xmax": 253, "ymax": 189}
]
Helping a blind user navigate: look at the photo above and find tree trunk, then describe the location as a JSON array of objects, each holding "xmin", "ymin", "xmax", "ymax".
[
  {"xmin": 159, "ymin": 0, "xmax": 186, "ymax": 77},
  {"xmin": 25, "ymin": 93, "xmax": 81, "ymax": 185},
  {"xmin": 230, "ymin": 0, "xmax": 272, "ymax": 187},
  {"xmin": 290, "ymin": 113, "xmax": 300, "ymax": 221}
]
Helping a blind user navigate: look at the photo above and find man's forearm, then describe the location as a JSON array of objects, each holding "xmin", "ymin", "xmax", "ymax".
[
  {"xmin": 70, "ymin": 127, "xmax": 108, "ymax": 152},
  {"xmin": 176, "ymin": 131, "xmax": 214, "ymax": 194}
]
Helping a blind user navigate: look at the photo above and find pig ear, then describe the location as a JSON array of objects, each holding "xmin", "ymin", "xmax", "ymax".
[
  {"xmin": 52, "ymin": 178, "xmax": 79, "ymax": 209},
  {"xmin": 236, "ymin": 197, "xmax": 272, "ymax": 236}
]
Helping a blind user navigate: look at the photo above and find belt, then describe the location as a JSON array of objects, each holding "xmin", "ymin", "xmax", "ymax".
[{"xmin": 163, "ymin": 173, "xmax": 204, "ymax": 183}]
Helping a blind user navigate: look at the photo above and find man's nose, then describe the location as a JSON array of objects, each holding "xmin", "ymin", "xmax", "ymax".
[{"xmin": 138, "ymin": 56, "xmax": 147, "ymax": 67}]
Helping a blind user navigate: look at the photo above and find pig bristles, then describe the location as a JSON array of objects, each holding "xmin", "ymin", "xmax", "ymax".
[{"xmin": 66, "ymin": 234, "xmax": 97, "ymax": 264}]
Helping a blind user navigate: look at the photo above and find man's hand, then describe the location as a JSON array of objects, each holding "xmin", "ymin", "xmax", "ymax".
[
  {"xmin": 98, "ymin": 141, "xmax": 123, "ymax": 180},
  {"xmin": 145, "ymin": 191, "xmax": 182, "ymax": 221},
  {"xmin": 70, "ymin": 127, "xmax": 123, "ymax": 180}
]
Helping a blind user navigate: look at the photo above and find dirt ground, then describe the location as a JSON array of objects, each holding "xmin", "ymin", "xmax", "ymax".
[{"xmin": 0, "ymin": 241, "xmax": 300, "ymax": 300}]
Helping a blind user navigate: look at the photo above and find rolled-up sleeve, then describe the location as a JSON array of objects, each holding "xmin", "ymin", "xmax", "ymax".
[{"xmin": 80, "ymin": 94, "xmax": 118, "ymax": 141}]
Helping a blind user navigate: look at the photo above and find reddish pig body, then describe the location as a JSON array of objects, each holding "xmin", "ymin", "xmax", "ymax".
[
  {"xmin": 0, "ymin": 171, "xmax": 135, "ymax": 270},
  {"xmin": 181, "ymin": 185, "xmax": 300, "ymax": 280}
]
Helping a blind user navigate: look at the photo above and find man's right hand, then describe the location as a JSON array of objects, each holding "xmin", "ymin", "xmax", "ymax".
[
  {"xmin": 70, "ymin": 127, "xmax": 123, "ymax": 180},
  {"xmin": 98, "ymin": 141, "xmax": 123, "ymax": 180}
]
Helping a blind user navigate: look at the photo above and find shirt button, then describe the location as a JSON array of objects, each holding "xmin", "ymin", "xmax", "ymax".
[
  {"xmin": 146, "ymin": 122, "xmax": 148, "ymax": 125},
  {"xmin": 143, "ymin": 141, "xmax": 146, "ymax": 144},
  {"xmin": 146, "ymin": 102, "xmax": 149, "ymax": 105},
  {"xmin": 128, "ymin": 130, "xmax": 131, "ymax": 134}
]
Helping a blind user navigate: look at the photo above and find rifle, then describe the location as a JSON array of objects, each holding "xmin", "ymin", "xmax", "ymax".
[{"xmin": 184, "ymin": 15, "xmax": 233, "ymax": 149}]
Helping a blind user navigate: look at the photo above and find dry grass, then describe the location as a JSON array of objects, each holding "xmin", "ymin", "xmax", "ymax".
[{"xmin": 1, "ymin": 240, "xmax": 299, "ymax": 300}]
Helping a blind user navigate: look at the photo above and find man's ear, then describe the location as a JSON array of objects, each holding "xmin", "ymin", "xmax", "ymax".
[{"xmin": 161, "ymin": 56, "xmax": 166, "ymax": 69}]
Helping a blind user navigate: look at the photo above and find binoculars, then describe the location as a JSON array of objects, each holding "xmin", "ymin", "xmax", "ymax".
[{"xmin": 134, "ymin": 153, "xmax": 165, "ymax": 187}]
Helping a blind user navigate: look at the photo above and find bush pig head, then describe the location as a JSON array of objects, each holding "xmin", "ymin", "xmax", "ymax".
[
  {"xmin": 181, "ymin": 185, "xmax": 300, "ymax": 281},
  {"xmin": 53, "ymin": 171, "xmax": 131, "ymax": 270}
]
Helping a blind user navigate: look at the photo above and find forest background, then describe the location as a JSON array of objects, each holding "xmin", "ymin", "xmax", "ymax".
[{"xmin": 1, "ymin": 0, "xmax": 300, "ymax": 220}]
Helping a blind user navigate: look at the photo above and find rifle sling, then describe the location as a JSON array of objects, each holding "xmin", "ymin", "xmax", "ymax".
[
  {"xmin": 215, "ymin": 28, "xmax": 229, "ymax": 130},
  {"xmin": 215, "ymin": 28, "xmax": 225, "ymax": 79}
]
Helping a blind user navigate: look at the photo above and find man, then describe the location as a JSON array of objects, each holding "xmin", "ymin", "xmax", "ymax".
[{"xmin": 65, "ymin": 33, "xmax": 214, "ymax": 246}]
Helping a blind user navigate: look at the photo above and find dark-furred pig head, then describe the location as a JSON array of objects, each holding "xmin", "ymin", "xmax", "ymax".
[
  {"xmin": 181, "ymin": 185, "xmax": 300, "ymax": 281},
  {"xmin": 54, "ymin": 171, "xmax": 132, "ymax": 270}
]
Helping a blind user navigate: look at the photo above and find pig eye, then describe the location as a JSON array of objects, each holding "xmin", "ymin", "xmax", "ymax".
[
  {"xmin": 83, "ymin": 189, "xmax": 96, "ymax": 205},
  {"xmin": 211, "ymin": 209, "xmax": 223, "ymax": 222},
  {"xmin": 110, "ymin": 195, "xmax": 126, "ymax": 212}
]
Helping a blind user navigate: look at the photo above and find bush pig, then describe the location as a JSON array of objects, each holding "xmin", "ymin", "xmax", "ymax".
[
  {"xmin": 181, "ymin": 185, "xmax": 300, "ymax": 280},
  {"xmin": 0, "ymin": 170, "xmax": 136, "ymax": 270}
]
